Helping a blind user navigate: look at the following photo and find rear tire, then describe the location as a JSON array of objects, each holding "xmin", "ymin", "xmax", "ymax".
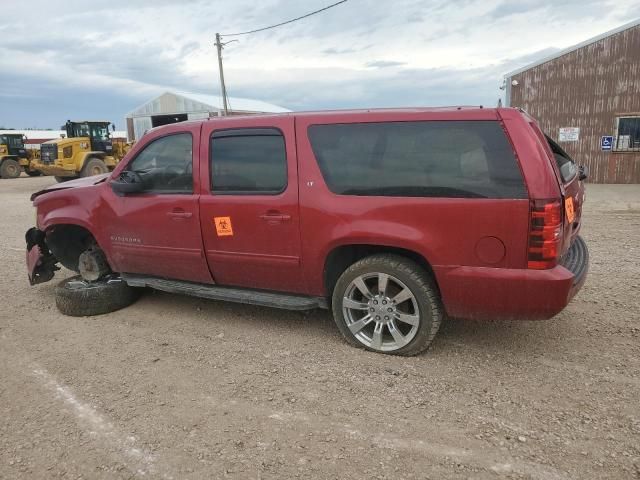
[
  {"xmin": 55, "ymin": 275, "xmax": 140, "ymax": 317},
  {"xmin": 331, "ymin": 254, "xmax": 443, "ymax": 356},
  {"xmin": 0, "ymin": 159, "xmax": 21, "ymax": 179},
  {"xmin": 81, "ymin": 157, "xmax": 108, "ymax": 177}
]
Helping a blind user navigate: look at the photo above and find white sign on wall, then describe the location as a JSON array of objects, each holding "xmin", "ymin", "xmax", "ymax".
[{"xmin": 559, "ymin": 127, "xmax": 580, "ymax": 142}]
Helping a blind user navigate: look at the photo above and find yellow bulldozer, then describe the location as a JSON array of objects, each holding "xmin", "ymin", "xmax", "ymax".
[
  {"xmin": 33, "ymin": 120, "xmax": 130, "ymax": 182},
  {"xmin": 0, "ymin": 133, "xmax": 41, "ymax": 179}
]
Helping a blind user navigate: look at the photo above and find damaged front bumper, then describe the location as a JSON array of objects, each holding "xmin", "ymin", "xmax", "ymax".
[{"xmin": 25, "ymin": 228, "xmax": 59, "ymax": 285}]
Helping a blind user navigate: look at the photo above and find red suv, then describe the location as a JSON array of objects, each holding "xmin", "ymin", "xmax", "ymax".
[{"xmin": 26, "ymin": 107, "xmax": 588, "ymax": 355}]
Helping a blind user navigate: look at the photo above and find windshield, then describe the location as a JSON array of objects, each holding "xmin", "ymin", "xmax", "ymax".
[
  {"xmin": 66, "ymin": 123, "xmax": 110, "ymax": 140},
  {"xmin": 1, "ymin": 135, "xmax": 23, "ymax": 147},
  {"xmin": 545, "ymin": 134, "xmax": 577, "ymax": 183},
  {"xmin": 90, "ymin": 124, "xmax": 110, "ymax": 141},
  {"xmin": 68, "ymin": 123, "xmax": 90, "ymax": 138},
  {"xmin": 8, "ymin": 136, "xmax": 23, "ymax": 147}
]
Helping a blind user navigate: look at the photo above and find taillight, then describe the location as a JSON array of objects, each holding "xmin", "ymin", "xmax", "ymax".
[{"xmin": 528, "ymin": 199, "xmax": 563, "ymax": 269}]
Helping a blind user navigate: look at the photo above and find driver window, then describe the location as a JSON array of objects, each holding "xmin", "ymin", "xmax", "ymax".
[{"xmin": 126, "ymin": 133, "xmax": 193, "ymax": 193}]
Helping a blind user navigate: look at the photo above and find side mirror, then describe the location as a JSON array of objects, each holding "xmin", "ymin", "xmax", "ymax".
[
  {"xmin": 111, "ymin": 123, "xmax": 116, "ymax": 132},
  {"xmin": 111, "ymin": 170, "xmax": 145, "ymax": 195},
  {"xmin": 578, "ymin": 165, "xmax": 589, "ymax": 181}
]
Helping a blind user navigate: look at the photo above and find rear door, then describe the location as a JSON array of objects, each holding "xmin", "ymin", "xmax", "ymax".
[{"xmin": 198, "ymin": 116, "xmax": 305, "ymax": 293}]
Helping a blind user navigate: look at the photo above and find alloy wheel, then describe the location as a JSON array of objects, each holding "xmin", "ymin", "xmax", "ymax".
[{"xmin": 342, "ymin": 272, "xmax": 420, "ymax": 352}]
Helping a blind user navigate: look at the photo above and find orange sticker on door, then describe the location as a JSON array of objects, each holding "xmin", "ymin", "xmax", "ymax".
[
  {"xmin": 565, "ymin": 197, "xmax": 575, "ymax": 224},
  {"xmin": 214, "ymin": 216, "xmax": 233, "ymax": 236}
]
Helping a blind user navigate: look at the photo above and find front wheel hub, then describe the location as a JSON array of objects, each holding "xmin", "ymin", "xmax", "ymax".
[{"xmin": 78, "ymin": 248, "xmax": 110, "ymax": 282}]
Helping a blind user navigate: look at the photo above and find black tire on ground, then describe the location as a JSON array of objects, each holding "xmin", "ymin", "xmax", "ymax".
[
  {"xmin": 331, "ymin": 254, "xmax": 443, "ymax": 356},
  {"xmin": 55, "ymin": 275, "xmax": 141, "ymax": 317},
  {"xmin": 55, "ymin": 176, "xmax": 76, "ymax": 183},
  {"xmin": 25, "ymin": 167, "xmax": 42, "ymax": 177},
  {"xmin": 0, "ymin": 158, "xmax": 21, "ymax": 179},
  {"xmin": 81, "ymin": 157, "xmax": 108, "ymax": 177}
]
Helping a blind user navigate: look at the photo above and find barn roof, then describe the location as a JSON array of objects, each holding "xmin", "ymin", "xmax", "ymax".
[
  {"xmin": 504, "ymin": 18, "xmax": 640, "ymax": 78},
  {"xmin": 127, "ymin": 91, "xmax": 290, "ymax": 117}
]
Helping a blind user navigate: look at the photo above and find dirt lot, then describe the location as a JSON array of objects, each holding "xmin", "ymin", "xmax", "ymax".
[{"xmin": 1, "ymin": 176, "xmax": 638, "ymax": 480}]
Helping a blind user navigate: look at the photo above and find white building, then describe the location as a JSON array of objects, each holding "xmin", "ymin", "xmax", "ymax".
[{"xmin": 125, "ymin": 91, "xmax": 290, "ymax": 141}]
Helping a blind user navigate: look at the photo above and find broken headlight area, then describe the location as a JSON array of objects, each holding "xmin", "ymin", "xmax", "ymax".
[{"xmin": 26, "ymin": 227, "xmax": 60, "ymax": 285}]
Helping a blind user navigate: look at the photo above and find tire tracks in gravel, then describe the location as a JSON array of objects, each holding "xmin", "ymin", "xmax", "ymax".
[
  {"xmin": 0, "ymin": 339, "xmax": 176, "ymax": 480},
  {"xmin": 206, "ymin": 394, "xmax": 571, "ymax": 480}
]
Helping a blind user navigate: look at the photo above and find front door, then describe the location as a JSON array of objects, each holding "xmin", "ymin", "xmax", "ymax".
[
  {"xmin": 198, "ymin": 117, "xmax": 305, "ymax": 293},
  {"xmin": 102, "ymin": 129, "xmax": 212, "ymax": 284}
]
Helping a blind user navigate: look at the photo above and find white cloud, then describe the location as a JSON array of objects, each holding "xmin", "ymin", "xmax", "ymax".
[{"xmin": 0, "ymin": 0, "xmax": 638, "ymax": 128}]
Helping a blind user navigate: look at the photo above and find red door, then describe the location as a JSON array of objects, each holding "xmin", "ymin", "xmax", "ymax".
[
  {"xmin": 102, "ymin": 127, "xmax": 212, "ymax": 284},
  {"xmin": 198, "ymin": 116, "xmax": 305, "ymax": 293}
]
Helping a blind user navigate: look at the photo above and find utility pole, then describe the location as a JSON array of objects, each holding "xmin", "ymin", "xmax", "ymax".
[{"xmin": 215, "ymin": 33, "xmax": 229, "ymax": 116}]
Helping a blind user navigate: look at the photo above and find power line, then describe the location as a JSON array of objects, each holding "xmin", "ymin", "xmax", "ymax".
[
  {"xmin": 214, "ymin": 0, "xmax": 348, "ymax": 115},
  {"xmin": 221, "ymin": 0, "xmax": 348, "ymax": 37}
]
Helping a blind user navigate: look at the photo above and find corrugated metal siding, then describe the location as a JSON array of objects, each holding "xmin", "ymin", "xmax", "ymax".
[{"xmin": 509, "ymin": 24, "xmax": 640, "ymax": 183}]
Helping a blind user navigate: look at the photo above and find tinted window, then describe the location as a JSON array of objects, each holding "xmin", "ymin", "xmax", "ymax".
[
  {"xmin": 615, "ymin": 116, "xmax": 640, "ymax": 150},
  {"xmin": 545, "ymin": 134, "xmax": 577, "ymax": 183},
  {"xmin": 308, "ymin": 121, "xmax": 526, "ymax": 199},
  {"xmin": 8, "ymin": 136, "xmax": 23, "ymax": 147},
  {"xmin": 90, "ymin": 124, "xmax": 110, "ymax": 141},
  {"xmin": 211, "ymin": 128, "xmax": 287, "ymax": 194},
  {"xmin": 126, "ymin": 133, "xmax": 193, "ymax": 193}
]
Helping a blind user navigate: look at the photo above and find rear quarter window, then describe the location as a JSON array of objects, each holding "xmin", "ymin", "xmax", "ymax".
[
  {"xmin": 545, "ymin": 134, "xmax": 577, "ymax": 183},
  {"xmin": 308, "ymin": 121, "xmax": 527, "ymax": 199}
]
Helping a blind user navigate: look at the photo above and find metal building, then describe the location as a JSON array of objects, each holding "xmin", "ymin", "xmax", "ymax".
[
  {"xmin": 504, "ymin": 19, "xmax": 640, "ymax": 183},
  {"xmin": 125, "ymin": 91, "xmax": 290, "ymax": 141}
]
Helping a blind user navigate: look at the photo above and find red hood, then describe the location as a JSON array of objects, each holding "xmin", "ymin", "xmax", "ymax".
[{"xmin": 30, "ymin": 173, "xmax": 110, "ymax": 201}]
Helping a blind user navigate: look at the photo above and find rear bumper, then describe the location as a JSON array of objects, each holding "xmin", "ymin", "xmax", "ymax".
[{"xmin": 436, "ymin": 236, "xmax": 589, "ymax": 320}]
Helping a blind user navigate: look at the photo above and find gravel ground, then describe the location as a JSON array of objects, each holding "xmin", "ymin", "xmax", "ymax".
[{"xmin": 1, "ymin": 176, "xmax": 639, "ymax": 480}]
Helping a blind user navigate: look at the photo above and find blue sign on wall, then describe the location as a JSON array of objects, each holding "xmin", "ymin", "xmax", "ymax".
[{"xmin": 601, "ymin": 136, "xmax": 613, "ymax": 151}]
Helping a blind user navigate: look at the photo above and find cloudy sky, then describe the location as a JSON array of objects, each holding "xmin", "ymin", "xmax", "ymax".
[{"xmin": 1, "ymin": 0, "xmax": 639, "ymax": 129}]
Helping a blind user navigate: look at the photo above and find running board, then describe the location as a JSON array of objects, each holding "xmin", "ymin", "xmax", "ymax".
[{"xmin": 121, "ymin": 274, "xmax": 327, "ymax": 311}]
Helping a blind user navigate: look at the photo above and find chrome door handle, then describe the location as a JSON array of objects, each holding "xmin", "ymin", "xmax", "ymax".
[
  {"xmin": 259, "ymin": 213, "xmax": 291, "ymax": 222},
  {"xmin": 167, "ymin": 210, "xmax": 193, "ymax": 219}
]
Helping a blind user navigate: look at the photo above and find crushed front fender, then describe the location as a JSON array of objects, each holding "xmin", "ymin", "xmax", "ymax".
[{"xmin": 25, "ymin": 227, "xmax": 60, "ymax": 285}]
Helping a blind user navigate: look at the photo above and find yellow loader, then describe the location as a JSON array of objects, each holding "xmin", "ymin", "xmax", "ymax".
[
  {"xmin": 0, "ymin": 133, "xmax": 41, "ymax": 179},
  {"xmin": 33, "ymin": 120, "xmax": 130, "ymax": 182}
]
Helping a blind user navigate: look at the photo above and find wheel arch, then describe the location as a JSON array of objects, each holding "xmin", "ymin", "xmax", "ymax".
[
  {"xmin": 79, "ymin": 152, "xmax": 106, "ymax": 169},
  {"xmin": 323, "ymin": 243, "xmax": 440, "ymax": 299},
  {"xmin": 44, "ymin": 222, "xmax": 108, "ymax": 272}
]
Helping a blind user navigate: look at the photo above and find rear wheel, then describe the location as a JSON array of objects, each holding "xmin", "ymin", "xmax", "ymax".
[
  {"xmin": 81, "ymin": 157, "xmax": 108, "ymax": 177},
  {"xmin": 332, "ymin": 254, "xmax": 443, "ymax": 356},
  {"xmin": 55, "ymin": 274, "xmax": 140, "ymax": 317},
  {"xmin": 0, "ymin": 159, "xmax": 21, "ymax": 179}
]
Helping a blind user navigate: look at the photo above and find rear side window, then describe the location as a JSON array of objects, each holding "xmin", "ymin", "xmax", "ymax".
[
  {"xmin": 545, "ymin": 135, "xmax": 577, "ymax": 183},
  {"xmin": 307, "ymin": 121, "xmax": 526, "ymax": 198},
  {"xmin": 211, "ymin": 128, "xmax": 287, "ymax": 194}
]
